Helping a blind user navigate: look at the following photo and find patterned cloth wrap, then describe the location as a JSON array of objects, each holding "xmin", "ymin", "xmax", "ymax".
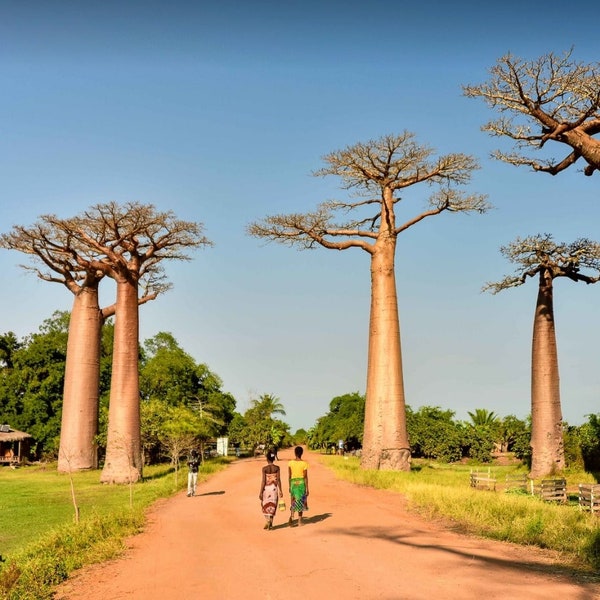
[
  {"xmin": 261, "ymin": 472, "xmax": 279, "ymax": 519},
  {"xmin": 290, "ymin": 477, "xmax": 307, "ymax": 512}
]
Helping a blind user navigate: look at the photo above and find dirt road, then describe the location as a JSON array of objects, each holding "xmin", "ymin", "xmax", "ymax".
[{"xmin": 55, "ymin": 448, "xmax": 600, "ymax": 600}]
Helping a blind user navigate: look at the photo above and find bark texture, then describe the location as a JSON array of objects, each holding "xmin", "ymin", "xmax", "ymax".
[
  {"xmin": 58, "ymin": 285, "xmax": 102, "ymax": 471},
  {"xmin": 100, "ymin": 278, "xmax": 142, "ymax": 484},
  {"xmin": 529, "ymin": 269, "xmax": 564, "ymax": 478},
  {"xmin": 361, "ymin": 241, "xmax": 410, "ymax": 471}
]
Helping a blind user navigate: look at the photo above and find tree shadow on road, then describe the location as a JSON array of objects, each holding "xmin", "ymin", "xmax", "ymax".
[
  {"xmin": 326, "ymin": 525, "xmax": 600, "ymax": 588},
  {"xmin": 196, "ymin": 490, "xmax": 226, "ymax": 497}
]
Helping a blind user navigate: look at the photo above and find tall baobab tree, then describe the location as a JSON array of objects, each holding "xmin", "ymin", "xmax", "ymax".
[
  {"xmin": 483, "ymin": 234, "xmax": 600, "ymax": 478},
  {"xmin": 464, "ymin": 49, "xmax": 600, "ymax": 176},
  {"xmin": 0, "ymin": 218, "xmax": 165, "ymax": 472},
  {"xmin": 249, "ymin": 132, "xmax": 489, "ymax": 471},
  {"xmin": 65, "ymin": 202, "xmax": 211, "ymax": 484}
]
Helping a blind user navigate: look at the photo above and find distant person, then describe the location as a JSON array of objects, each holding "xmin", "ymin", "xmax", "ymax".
[
  {"xmin": 187, "ymin": 449, "xmax": 200, "ymax": 497},
  {"xmin": 288, "ymin": 445, "xmax": 309, "ymax": 526},
  {"xmin": 338, "ymin": 439, "xmax": 345, "ymax": 456},
  {"xmin": 259, "ymin": 450, "xmax": 283, "ymax": 530},
  {"xmin": 271, "ymin": 444, "xmax": 279, "ymax": 461}
]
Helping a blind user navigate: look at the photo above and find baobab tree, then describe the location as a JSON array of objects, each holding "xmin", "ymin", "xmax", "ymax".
[
  {"xmin": 249, "ymin": 132, "xmax": 489, "ymax": 471},
  {"xmin": 464, "ymin": 49, "xmax": 600, "ymax": 176},
  {"xmin": 63, "ymin": 202, "xmax": 211, "ymax": 483},
  {"xmin": 483, "ymin": 234, "xmax": 600, "ymax": 478},
  {"xmin": 0, "ymin": 217, "xmax": 165, "ymax": 472}
]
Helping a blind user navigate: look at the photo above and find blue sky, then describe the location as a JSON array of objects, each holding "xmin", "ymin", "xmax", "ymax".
[{"xmin": 1, "ymin": 1, "xmax": 599, "ymax": 432}]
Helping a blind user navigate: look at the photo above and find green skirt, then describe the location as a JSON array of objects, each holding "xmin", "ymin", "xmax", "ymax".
[{"xmin": 290, "ymin": 477, "xmax": 307, "ymax": 512}]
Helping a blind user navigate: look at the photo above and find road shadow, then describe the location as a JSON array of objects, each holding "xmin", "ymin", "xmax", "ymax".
[
  {"xmin": 196, "ymin": 490, "xmax": 226, "ymax": 497},
  {"xmin": 326, "ymin": 524, "xmax": 600, "ymax": 589},
  {"xmin": 270, "ymin": 512, "xmax": 332, "ymax": 530}
]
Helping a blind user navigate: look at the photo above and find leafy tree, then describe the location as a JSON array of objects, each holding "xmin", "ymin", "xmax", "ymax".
[
  {"xmin": 230, "ymin": 394, "xmax": 290, "ymax": 451},
  {"xmin": 59, "ymin": 201, "xmax": 211, "ymax": 484},
  {"xmin": 227, "ymin": 412, "xmax": 248, "ymax": 448},
  {"xmin": 0, "ymin": 214, "xmax": 165, "ymax": 472},
  {"xmin": 578, "ymin": 414, "xmax": 600, "ymax": 472},
  {"xmin": 499, "ymin": 414, "xmax": 530, "ymax": 455},
  {"xmin": 463, "ymin": 423, "xmax": 495, "ymax": 463},
  {"xmin": 140, "ymin": 332, "xmax": 204, "ymax": 406},
  {"xmin": 484, "ymin": 234, "xmax": 600, "ymax": 477},
  {"xmin": 0, "ymin": 313, "xmax": 69, "ymax": 457},
  {"xmin": 157, "ymin": 404, "xmax": 205, "ymax": 488},
  {"xmin": 310, "ymin": 392, "xmax": 365, "ymax": 451},
  {"xmin": 406, "ymin": 406, "xmax": 463, "ymax": 462},
  {"xmin": 464, "ymin": 49, "xmax": 600, "ymax": 177},
  {"xmin": 249, "ymin": 133, "xmax": 489, "ymax": 471}
]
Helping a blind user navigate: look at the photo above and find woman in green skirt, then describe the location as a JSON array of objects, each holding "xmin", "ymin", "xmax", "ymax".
[{"xmin": 287, "ymin": 445, "xmax": 309, "ymax": 526}]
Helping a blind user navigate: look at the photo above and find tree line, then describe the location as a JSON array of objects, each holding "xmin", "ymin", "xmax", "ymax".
[
  {"xmin": 308, "ymin": 392, "xmax": 600, "ymax": 472},
  {"xmin": 0, "ymin": 313, "xmax": 298, "ymax": 467}
]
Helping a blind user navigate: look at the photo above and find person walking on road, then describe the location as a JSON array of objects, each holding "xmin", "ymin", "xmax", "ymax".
[
  {"xmin": 288, "ymin": 446, "xmax": 309, "ymax": 526},
  {"xmin": 187, "ymin": 449, "xmax": 200, "ymax": 497},
  {"xmin": 259, "ymin": 450, "xmax": 283, "ymax": 530}
]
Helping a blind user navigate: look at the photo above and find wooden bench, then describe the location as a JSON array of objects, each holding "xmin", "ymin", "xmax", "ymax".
[
  {"xmin": 537, "ymin": 478, "xmax": 567, "ymax": 503},
  {"xmin": 579, "ymin": 484, "xmax": 600, "ymax": 514},
  {"xmin": 470, "ymin": 470, "xmax": 497, "ymax": 491}
]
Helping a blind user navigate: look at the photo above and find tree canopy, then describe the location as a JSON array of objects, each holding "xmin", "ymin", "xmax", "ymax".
[{"xmin": 464, "ymin": 49, "xmax": 600, "ymax": 176}]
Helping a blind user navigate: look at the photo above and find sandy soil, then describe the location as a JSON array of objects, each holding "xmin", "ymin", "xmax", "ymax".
[{"xmin": 54, "ymin": 448, "xmax": 600, "ymax": 600}]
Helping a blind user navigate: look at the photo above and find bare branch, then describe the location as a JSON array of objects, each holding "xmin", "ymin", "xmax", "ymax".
[
  {"xmin": 484, "ymin": 234, "xmax": 600, "ymax": 293},
  {"xmin": 465, "ymin": 49, "xmax": 600, "ymax": 176}
]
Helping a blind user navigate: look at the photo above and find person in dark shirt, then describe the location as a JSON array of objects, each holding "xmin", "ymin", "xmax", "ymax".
[{"xmin": 187, "ymin": 449, "xmax": 200, "ymax": 497}]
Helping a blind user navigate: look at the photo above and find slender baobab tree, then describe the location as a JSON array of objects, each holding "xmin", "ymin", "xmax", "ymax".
[
  {"xmin": 0, "ymin": 218, "xmax": 165, "ymax": 471},
  {"xmin": 464, "ymin": 49, "xmax": 600, "ymax": 176},
  {"xmin": 64, "ymin": 201, "xmax": 212, "ymax": 483},
  {"xmin": 483, "ymin": 234, "xmax": 600, "ymax": 478},
  {"xmin": 249, "ymin": 132, "xmax": 489, "ymax": 471}
]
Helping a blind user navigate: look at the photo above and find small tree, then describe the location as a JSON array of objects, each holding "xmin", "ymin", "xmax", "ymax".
[
  {"xmin": 249, "ymin": 132, "xmax": 489, "ymax": 471},
  {"xmin": 483, "ymin": 234, "xmax": 600, "ymax": 477},
  {"xmin": 464, "ymin": 49, "xmax": 600, "ymax": 176}
]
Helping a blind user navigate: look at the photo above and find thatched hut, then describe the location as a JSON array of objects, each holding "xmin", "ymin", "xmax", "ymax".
[{"xmin": 0, "ymin": 424, "xmax": 32, "ymax": 465}]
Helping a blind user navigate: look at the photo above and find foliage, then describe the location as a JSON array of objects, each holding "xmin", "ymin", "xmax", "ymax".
[
  {"xmin": 0, "ymin": 313, "xmax": 70, "ymax": 458},
  {"xmin": 308, "ymin": 392, "xmax": 364, "ymax": 451},
  {"xmin": 578, "ymin": 414, "xmax": 600, "ymax": 472},
  {"xmin": 407, "ymin": 406, "xmax": 464, "ymax": 462},
  {"xmin": 227, "ymin": 394, "xmax": 290, "ymax": 451}
]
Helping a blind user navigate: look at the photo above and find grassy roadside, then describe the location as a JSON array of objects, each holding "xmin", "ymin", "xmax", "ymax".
[
  {"xmin": 321, "ymin": 455, "xmax": 600, "ymax": 573},
  {"xmin": 0, "ymin": 459, "xmax": 230, "ymax": 600}
]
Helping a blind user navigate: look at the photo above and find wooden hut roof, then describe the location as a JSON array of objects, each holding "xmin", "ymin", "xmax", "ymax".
[{"xmin": 0, "ymin": 425, "xmax": 32, "ymax": 442}]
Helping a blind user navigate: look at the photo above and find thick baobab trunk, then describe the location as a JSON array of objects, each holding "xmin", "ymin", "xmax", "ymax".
[
  {"xmin": 101, "ymin": 278, "xmax": 142, "ymax": 484},
  {"xmin": 360, "ymin": 242, "xmax": 411, "ymax": 471},
  {"xmin": 529, "ymin": 269, "xmax": 564, "ymax": 478},
  {"xmin": 58, "ymin": 285, "xmax": 102, "ymax": 472}
]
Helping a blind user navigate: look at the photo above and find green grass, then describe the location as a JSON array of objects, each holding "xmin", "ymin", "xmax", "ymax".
[
  {"xmin": 321, "ymin": 455, "xmax": 600, "ymax": 573},
  {"xmin": 0, "ymin": 459, "xmax": 230, "ymax": 600}
]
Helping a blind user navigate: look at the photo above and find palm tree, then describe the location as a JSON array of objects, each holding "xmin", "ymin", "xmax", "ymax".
[
  {"xmin": 484, "ymin": 234, "xmax": 600, "ymax": 478},
  {"xmin": 467, "ymin": 409, "xmax": 498, "ymax": 427},
  {"xmin": 251, "ymin": 394, "xmax": 286, "ymax": 420}
]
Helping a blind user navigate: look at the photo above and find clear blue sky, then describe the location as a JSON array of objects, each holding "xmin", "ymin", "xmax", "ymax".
[{"xmin": 1, "ymin": 1, "xmax": 599, "ymax": 432}]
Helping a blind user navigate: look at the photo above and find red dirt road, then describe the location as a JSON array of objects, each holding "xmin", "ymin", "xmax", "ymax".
[{"xmin": 55, "ymin": 449, "xmax": 600, "ymax": 600}]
